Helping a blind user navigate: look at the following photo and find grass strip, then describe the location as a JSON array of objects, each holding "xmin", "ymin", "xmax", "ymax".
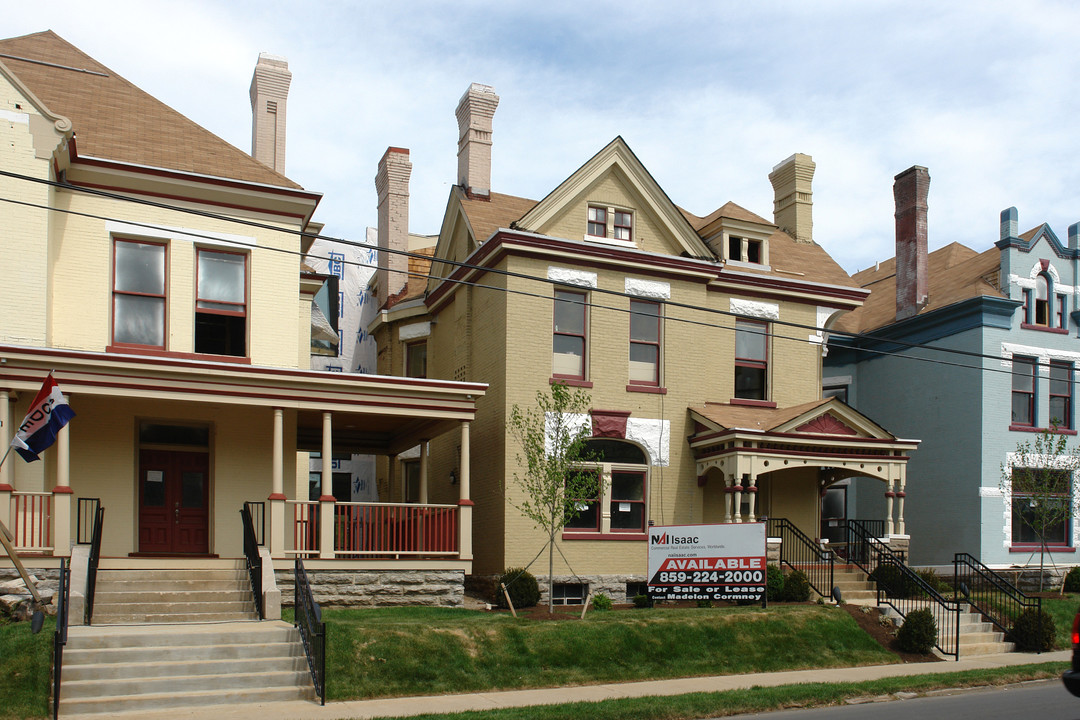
[
  {"xmin": 0, "ymin": 617, "xmax": 53, "ymax": 720},
  {"xmin": 320, "ymin": 605, "xmax": 897, "ymax": 700},
  {"xmin": 366, "ymin": 662, "xmax": 1068, "ymax": 720}
]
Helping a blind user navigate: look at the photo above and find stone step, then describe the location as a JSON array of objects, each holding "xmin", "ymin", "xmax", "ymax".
[
  {"xmin": 90, "ymin": 610, "xmax": 260, "ymax": 624},
  {"xmin": 62, "ymin": 669, "xmax": 312, "ymax": 700},
  {"xmin": 65, "ymin": 641, "xmax": 300, "ymax": 665},
  {"xmin": 66, "ymin": 623, "xmax": 297, "ymax": 649},
  {"xmin": 93, "ymin": 599, "xmax": 256, "ymax": 614},
  {"xmin": 94, "ymin": 589, "xmax": 251, "ymax": 603},
  {"xmin": 63, "ymin": 654, "xmax": 308, "ymax": 681},
  {"xmin": 959, "ymin": 640, "xmax": 1017, "ymax": 656},
  {"xmin": 60, "ymin": 685, "xmax": 313, "ymax": 716},
  {"xmin": 96, "ymin": 568, "xmax": 247, "ymax": 581}
]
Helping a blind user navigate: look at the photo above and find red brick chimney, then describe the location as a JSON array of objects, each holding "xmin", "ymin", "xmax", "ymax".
[
  {"xmin": 894, "ymin": 166, "xmax": 930, "ymax": 321},
  {"xmin": 375, "ymin": 147, "xmax": 412, "ymax": 309}
]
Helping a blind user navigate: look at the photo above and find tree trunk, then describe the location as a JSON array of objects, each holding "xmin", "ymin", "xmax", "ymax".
[{"xmin": 548, "ymin": 532, "xmax": 555, "ymax": 614}]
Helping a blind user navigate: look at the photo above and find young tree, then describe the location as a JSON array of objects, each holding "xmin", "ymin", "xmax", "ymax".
[
  {"xmin": 1000, "ymin": 425, "xmax": 1080, "ymax": 591},
  {"xmin": 507, "ymin": 381, "xmax": 600, "ymax": 613}
]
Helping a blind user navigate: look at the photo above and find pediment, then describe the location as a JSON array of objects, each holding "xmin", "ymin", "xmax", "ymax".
[{"xmin": 794, "ymin": 412, "xmax": 858, "ymax": 436}]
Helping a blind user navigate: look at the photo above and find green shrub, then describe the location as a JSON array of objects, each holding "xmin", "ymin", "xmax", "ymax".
[
  {"xmin": 766, "ymin": 564, "xmax": 785, "ymax": 601},
  {"xmin": 1007, "ymin": 608, "xmax": 1057, "ymax": 652},
  {"xmin": 696, "ymin": 599, "xmax": 712, "ymax": 608},
  {"xmin": 592, "ymin": 593, "xmax": 613, "ymax": 611},
  {"xmin": 496, "ymin": 568, "xmax": 540, "ymax": 609},
  {"xmin": 896, "ymin": 608, "xmax": 937, "ymax": 654},
  {"xmin": 1064, "ymin": 566, "xmax": 1080, "ymax": 593},
  {"xmin": 632, "ymin": 593, "xmax": 653, "ymax": 608},
  {"xmin": 916, "ymin": 568, "xmax": 950, "ymax": 595},
  {"xmin": 781, "ymin": 569, "xmax": 811, "ymax": 602},
  {"xmin": 870, "ymin": 564, "xmax": 921, "ymax": 598}
]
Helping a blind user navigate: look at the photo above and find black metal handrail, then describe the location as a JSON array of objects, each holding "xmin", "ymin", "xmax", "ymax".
[
  {"xmin": 954, "ymin": 552, "xmax": 1041, "ymax": 647},
  {"xmin": 766, "ymin": 518, "xmax": 835, "ymax": 600},
  {"xmin": 874, "ymin": 554, "xmax": 960, "ymax": 659},
  {"xmin": 85, "ymin": 505, "xmax": 104, "ymax": 625},
  {"xmin": 75, "ymin": 498, "xmax": 100, "ymax": 545},
  {"xmin": 294, "ymin": 558, "xmax": 326, "ymax": 705},
  {"xmin": 843, "ymin": 519, "xmax": 905, "ymax": 576},
  {"xmin": 244, "ymin": 501, "xmax": 266, "ymax": 546},
  {"xmin": 52, "ymin": 558, "xmax": 70, "ymax": 720},
  {"xmin": 240, "ymin": 505, "xmax": 264, "ymax": 619}
]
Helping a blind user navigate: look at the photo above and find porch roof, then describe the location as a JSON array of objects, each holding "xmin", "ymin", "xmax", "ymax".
[{"xmin": 0, "ymin": 344, "xmax": 486, "ymax": 455}]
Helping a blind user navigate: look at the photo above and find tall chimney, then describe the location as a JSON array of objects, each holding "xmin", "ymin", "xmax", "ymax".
[
  {"xmin": 894, "ymin": 166, "xmax": 930, "ymax": 321},
  {"xmin": 769, "ymin": 153, "xmax": 815, "ymax": 244},
  {"xmin": 456, "ymin": 83, "xmax": 499, "ymax": 198},
  {"xmin": 375, "ymin": 147, "xmax": 412, "ymax": 309},
  {"xmin": 249, "ymin": 53, "xmax": 292, "ymax": 175}
]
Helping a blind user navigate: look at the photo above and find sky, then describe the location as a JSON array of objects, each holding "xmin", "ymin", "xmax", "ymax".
[{"xmin": 8, "ymin": 1, "xmax": 1080, "ymax": 274}]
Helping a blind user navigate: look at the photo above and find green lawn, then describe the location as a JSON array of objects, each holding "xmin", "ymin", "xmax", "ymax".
[
  {"xmin": 320, "ymin": 604, "xmax": 897, "ymax": 701},
  {"xmin": 1039, "ymin": 593, "xmax": 1079, "ymax": 648},
  {"xmin": 0, "ymin": 617, "xmax": 53, "ymax": 720}
]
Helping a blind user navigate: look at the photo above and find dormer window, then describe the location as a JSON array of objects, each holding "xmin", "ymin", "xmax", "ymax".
[
  {"xmin": 727, "ymin": 236, "xmax": 763, "ymax": 264},
  {"xmin": 586, "ymin": 205, "xmax": 633, "ymax": 245},
  {"xmin": 1022, "ymin": 271, "xmax": 1068, "ymax": 332}
]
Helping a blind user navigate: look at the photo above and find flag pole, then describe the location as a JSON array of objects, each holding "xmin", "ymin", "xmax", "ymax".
[{"xmin": 0, "ymin": 445, "xmax": 13, "ymax": 474}]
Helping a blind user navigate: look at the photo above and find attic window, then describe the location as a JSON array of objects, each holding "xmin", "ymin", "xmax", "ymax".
[
  {"xmin": 585, "ymin": 205, "xmax": 634, "ymax": 246},
  {"xmin": 728, "ymin": 236, "xmax": 763, "ymax": 264}
]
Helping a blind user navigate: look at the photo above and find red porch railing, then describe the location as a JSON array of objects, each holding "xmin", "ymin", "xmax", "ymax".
[
  {"xmin": 11, "ymin": 492, "xmax": 53, "ymax": 553},
  {"xmin": 334, "ymin": 503, "xmax": 458, "ymax": 557},
  {"xmin": 287, "ymin": 500, "xmax": 319, "ymax": 557}
]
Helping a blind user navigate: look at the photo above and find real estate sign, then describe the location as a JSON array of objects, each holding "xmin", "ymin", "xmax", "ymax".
[{"xmin": 647, "ymin": 523, "xmax": 767, "ymax": 602}]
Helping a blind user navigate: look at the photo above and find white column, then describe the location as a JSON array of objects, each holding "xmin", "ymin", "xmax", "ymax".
[
  {"xmin": 52, "ymin": 423, "xmax": 72, "ymax": 555},
  {"xmin": 419, "ymin": 441, "xmax": 429, "ymax": 504},
  {"xmin": 732, "ymin": 476, "xmax": 744, "ymax": 523},
  {"xmin": 319, "ymin": 411, "xmax": 335, "ymax": 558},
  {"xmin": 458, "ymin": 421, "xmax": 473, "ymax": 561},
  {"xmin": 896, "ymin": 476, "xmax": 906, "ymax": 535},
  {"xmin": 884, "ymin": 481, "xmax": 895, "ymax": 536},
  {"xmin": 746, "ymin": 475, "xmax": 758, "ymax": 522},
  {"xmin": 723, "ymin": 474, "xmax": 734, "ymax": 523},
  {"xmin": 0, "ymin": 392, "xmax": 11, "ymax": 539},
  {"xmin": 268, "ymin": 408, "xmax": 286, "ymax": 558}
]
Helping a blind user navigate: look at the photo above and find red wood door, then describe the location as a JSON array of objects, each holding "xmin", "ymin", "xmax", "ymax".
[{"xmin": 138, "ymin": 450, "xmax": 210, "ymax": 554}]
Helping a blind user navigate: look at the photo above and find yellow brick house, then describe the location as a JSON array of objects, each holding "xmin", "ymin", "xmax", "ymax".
[
  {"xmin": 369, "ymin": 84, "xmax": 918, "ymax": 602},
  {"xmin": 0, "ymin": 31, "xmax": 484, "ymax": 611}
]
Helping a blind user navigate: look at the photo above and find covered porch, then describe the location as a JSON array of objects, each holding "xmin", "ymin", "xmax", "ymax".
[{"xmin": 0, "ymin": 345, "xmax": 485, "ymax": 577}]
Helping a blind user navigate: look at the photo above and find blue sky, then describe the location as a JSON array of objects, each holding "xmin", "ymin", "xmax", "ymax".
[{"xmin": 8, "ymin": 1, "xmax": 1080, "ymax": 273}]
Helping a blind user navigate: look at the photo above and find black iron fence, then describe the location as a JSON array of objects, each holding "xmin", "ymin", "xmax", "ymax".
[
  {"xmin": 244, "ymin": 501, "xmax": 266, "ymax": 546},
  {"xmin": 240, "ymin": 504, "xmax": 264, "ymax": 619},
  {"xmin": 52, "ymin": 558, "xmax": 70, "ymax": 720},
  {"xmin": 843, "ymin": 519, "xmax": 906, "ymax": 575},
  {"xmin": 953, "ymin": 552, "xmax": 1041, "ymax": 648},
  {"xmin": 294, "ymin": 558, "xmax": 326, "ymax": 705},
  {"xmin": 766, "ymin": 518, "xmax": 835, "ymax": 600},
  {"xmin": 85, "ymin": 504, "xmax": 104, "ymax": 625},
  {"xmin": 75, "ymin": 498, "xmax": 100, "ymax": 545},
  {"xmin": 874, "ymin": 553, "xmax": 960, "ymax": 659}
]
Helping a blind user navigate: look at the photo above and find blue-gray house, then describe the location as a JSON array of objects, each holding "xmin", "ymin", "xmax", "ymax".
[{"xmin": 824, "ymin": 165, "xmax": 1080, "ymax": 568}]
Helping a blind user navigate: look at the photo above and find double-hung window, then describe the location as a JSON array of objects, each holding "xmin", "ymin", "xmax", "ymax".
[
  {"xmin": 587, "ymin": 206, "xmax": 607, "ymax": 237},
  {"xmin": 628, "ymin": 299, "xmax": 660, "ymax": 385},
  {"xmin": 610, "ymin": 471, "xmax": 646, "ymax": 532},
  {"xmin": 113, "ymin": 239, "xmax": 167, "ymax": 348},
  {"xmin": 553, "ymin": 288, "xmax": 587, "ymax": 380},
  {"xmin": 734, "ymin": 318, "xmax": 768, "ymax": 400},
  {"xmin": 564, "ymin": 440, "xmax": 649, "ymax": 537},
  {"xmin": 1024, "ymin": 273, "xmax": 1067, "ymax": 331},
  {"xmin": 195, "ymin": 249, "xmax": 247, "ymax": 356},
  {"xmin": 1010, "ymin": 466, "xmax": 1071, "ymax": 547},
  {"xmin": 586, "ymin": 205, "xmax": 633, "ymax": 243},
  {"xmin": 1011, "ymin": 356, "xmax": 1036, "ymax": 427},
  {"xmin": 405, "ymin": 340, "xmax": 428, "ymax": 378},
  {"xmin": 1050, "ymin": 361, "xmax": 1073, "ymax": 429}
]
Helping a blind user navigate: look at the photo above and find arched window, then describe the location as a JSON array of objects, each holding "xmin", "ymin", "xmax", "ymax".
[
  {"xmin": 1034, "ymin": 273, "xmax": 1050, "ymax": 326},
  {"xmin": 564, "ymin": 439, "xmax": 649, "ymax": 535}
]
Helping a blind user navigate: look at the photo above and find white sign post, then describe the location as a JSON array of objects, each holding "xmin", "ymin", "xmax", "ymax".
[{"xmin": 647, "ymin": 523, "xmax": 767, "ymax": 604}]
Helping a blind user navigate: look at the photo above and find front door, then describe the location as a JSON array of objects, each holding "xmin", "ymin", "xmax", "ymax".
[
  {"xmin": 138, "ymin": 449, "xmax": 210, "ymax": 554},
  {"xmin": 820, "ymin": 484, "xmax": 847, "ymax": 550}
]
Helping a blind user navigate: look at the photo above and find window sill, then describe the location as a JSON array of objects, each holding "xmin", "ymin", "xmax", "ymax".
[
  {"xmin": 551, "ymin": 377, "xmax": 593, "ymax": 388},
  {"xmin": 1020, "ymin": 323, "xmax": 1068, "ymax": 334},
  {"xmin": 1009, "ymin": 544, "xmax": 1075, "ymax": 553},
  {"xmin": 1009, "ymin": 424, "xmax": 1077, "ymax": 435},
  {"xmin": 106, "ymin": 345, "xmax": 251, "ymax": 364},
  {"xmin": 730, "ymin": 398, "xmax": 777, "ymax": 408},
  {"xmin": 562, "ymin": 532, "xmax": 647, "ymax": 541},
  {"xmin": 627, "ymin": 384, "xmax": 667, "ymax": 394},
  {"xmin": 583, "ymin": 234, "xmax": 635, "ymax": 249}
]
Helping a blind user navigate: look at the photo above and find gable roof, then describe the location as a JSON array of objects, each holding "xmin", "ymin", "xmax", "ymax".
[
  {"xmin": 689, "ymin": 397, "xmax": 899, "ymax": 440},
  {"xmin": 459, "ymin": 191, "xmax": 537, "ymax": 244},
  {"xmin": 0, "ymin": 30, "xmax": 302, "ymax": 189},
  {"xmin": 833, "ymin": 241, "xmax": 1005, "ymax": 334},
  {"xmin": 680, "ymin": 201, "xmax": 771, "ymax": 232}
]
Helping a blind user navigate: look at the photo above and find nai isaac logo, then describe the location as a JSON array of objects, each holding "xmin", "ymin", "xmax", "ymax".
[{"xmin": 651, "ymin": 533, "xmax": 699, "ymax": 545}]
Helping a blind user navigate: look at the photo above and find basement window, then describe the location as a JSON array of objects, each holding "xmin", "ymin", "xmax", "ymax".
[{"xmin": 552, "ymin": 583, "xmax": 588, "ymax": 605}]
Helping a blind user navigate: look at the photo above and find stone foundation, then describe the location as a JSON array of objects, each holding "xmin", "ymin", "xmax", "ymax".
[
  {"xmin": 275, "ymin": 569, "xmax": 464, "ymax": 608},
  {"xmin": 471, "ymin": 573, "xmax": 648, "ymax": 605},
  {"xmin": 995, "ymin": 566, "xmax": 1077, "ymax": 593}
]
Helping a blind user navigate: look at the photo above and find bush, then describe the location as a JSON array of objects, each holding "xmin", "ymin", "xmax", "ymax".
[
  {"xmin": 896, "ymin": 608, "xmax": 937, "ymax": 654},
  {"xmin": 916, "ymin": 568, "xmax": 950, "ymax": 595},
  {"xmin": 1007, "ymin": 608, "xmax": 1057, "ymax": 652},
  {"xmin": 1064, "ymin": 566, "xmax": 1080, "ymax": 593},
  {"xmin": 592, "ymin": 593, "xmax": 613, "ymax": 611},
  {"xmin": 766, "ymin": 564, "xmax": 785, "ymax": 602},
  {"xmin": 632, "ymin": 593, "xmax": 653, "ymax": 609},
  {"xmin": 496, "ymin": 568, "xmax": 540, "ymax": 609},
  {"xmin": 781, "ymin": 569, "xmax": 811, "ymax": 602},
  {"xmin": 696, "ymin": 599, "xmax": 712, "ymax": 608},
  {"xmin": 870, "ymin": 564, "xmax": 921, "ymax": 598}
]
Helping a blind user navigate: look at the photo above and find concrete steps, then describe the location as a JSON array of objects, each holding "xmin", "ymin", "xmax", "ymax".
[
  {"xmin": 831, "ymin": 568, "xmax": 877, "ymax": 605},
  {"xmin": 90, "ymin": 567, "xmax": 258, "ymax": 624},
  {"xmin": 883, "ymin": 603, "xmax": 1016, "ymax": 656},
  {"xmin": 60, "ymin": 621, "xmax": 314, "ymax": 716}
]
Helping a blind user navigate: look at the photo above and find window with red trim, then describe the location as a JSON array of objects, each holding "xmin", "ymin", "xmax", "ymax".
[
  {"xmin": 564, "ymin": 470, "xmax": 601, "ymax": 531},
  {"xmin": 587, "ymin": 206, "xmax": 607, "ymax": 237},
  {"xmin": 629, "ymin": 299, "xmax": 660, "ymax": 386},
  {"xmin": 1050, "ymin": 361, "xmax": 1073, "ymax": 430},
  {"xmin": 613, "ymin": 211, "xmax": 633, "ymax": 241},
  {"xmin": 195, "ymin": 249, "xmax": 247, "ymax": 356},
  {"xmin": 610, "ymin": 471, "xmax": 645, "ymax": 532},
  {"xmin": 734, "ymin": 318, "xmax": 768, "ymax": 400},
  {"xmin": 406, "ymin": 340, "xmax": 427, "ymax": 378},
  {"xmin": 112, "ymin": 239, "xmax": 167, "ymax": 349},
  {"xmin": 1010, "ymin": 466, "xmax": 1071, "ymax": 546},
  {"xmin": 553, "ymin": 288, "xmax": 588, "ymax": 380},
  {"xmin": 1012, "ymin": 356, "xmax": 1036, "ymax": 427}
]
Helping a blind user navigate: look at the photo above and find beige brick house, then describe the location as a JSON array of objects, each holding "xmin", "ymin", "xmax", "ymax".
[{"xmin": 369, "ymin": 83, "xmax": 917, "ymax": 602}]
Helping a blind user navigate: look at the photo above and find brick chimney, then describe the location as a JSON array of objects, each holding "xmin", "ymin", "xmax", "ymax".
[
  {"xmin": 894, "ymin": 166, "xmax": 930, "ymax": 321},
  {"xmin": 249, "ymin": 53, "xmax": 291, "ymax": 174},
  {"xmin": 456, "ymin": 83, "xmax": 499, "ymax": 198},
  {"xmin": 375, "ymin": 147, "xmax": 412, "ymax": 309},
  {"xmin": 769, "ymin": 153, "xmax": 815, "ymax": 244}
]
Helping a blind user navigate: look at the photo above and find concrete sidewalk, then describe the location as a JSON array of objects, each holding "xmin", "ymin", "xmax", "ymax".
[{"xmin": 106, "ymin": 650, "xmax": 1070, "ymax": 720}]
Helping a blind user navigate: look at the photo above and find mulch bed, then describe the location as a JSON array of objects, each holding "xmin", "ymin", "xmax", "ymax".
[{"xmin": 838, "ymin": 603, "xmax": 941, "ymax": 663}]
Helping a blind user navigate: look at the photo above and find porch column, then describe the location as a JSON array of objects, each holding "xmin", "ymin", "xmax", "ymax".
[
  {"xmin": 51, "ymin": 423, "xmax": 72, "ymax": 556},
  {"xmin": 723, "ymin": 474, "xmax": 734, "ymax": 523},
  {"xmin": 319, "ymin": 412, "xmax": 336, "ymax": 558},
  {"xmin": 419, "ymin": 441, "xmax": 429, "ymax": 504},
  {"xmin": 884, "ymin": 481, "xmax": 895, "ymax": 536},
  {"xmin": 268, "ymin": 408, "xmax": 287, "ymax": 558},
  {"xmin": 895, "ymin": 477, "xmax": 906, "ymax": 535},
  {"xmin": 0, "ymin": 391, "xmax": 13, "ymax": 534},
  {"xmin": 732, "ymin": 476, "xmax": 744, "ymax": 523},
  {"xmin": 746, "ymin": 474, "xmax": 758, "ymax": 522},
  {"xmin": 457, "ymin": 421, "xmax": 473, "ymax": 561}
]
